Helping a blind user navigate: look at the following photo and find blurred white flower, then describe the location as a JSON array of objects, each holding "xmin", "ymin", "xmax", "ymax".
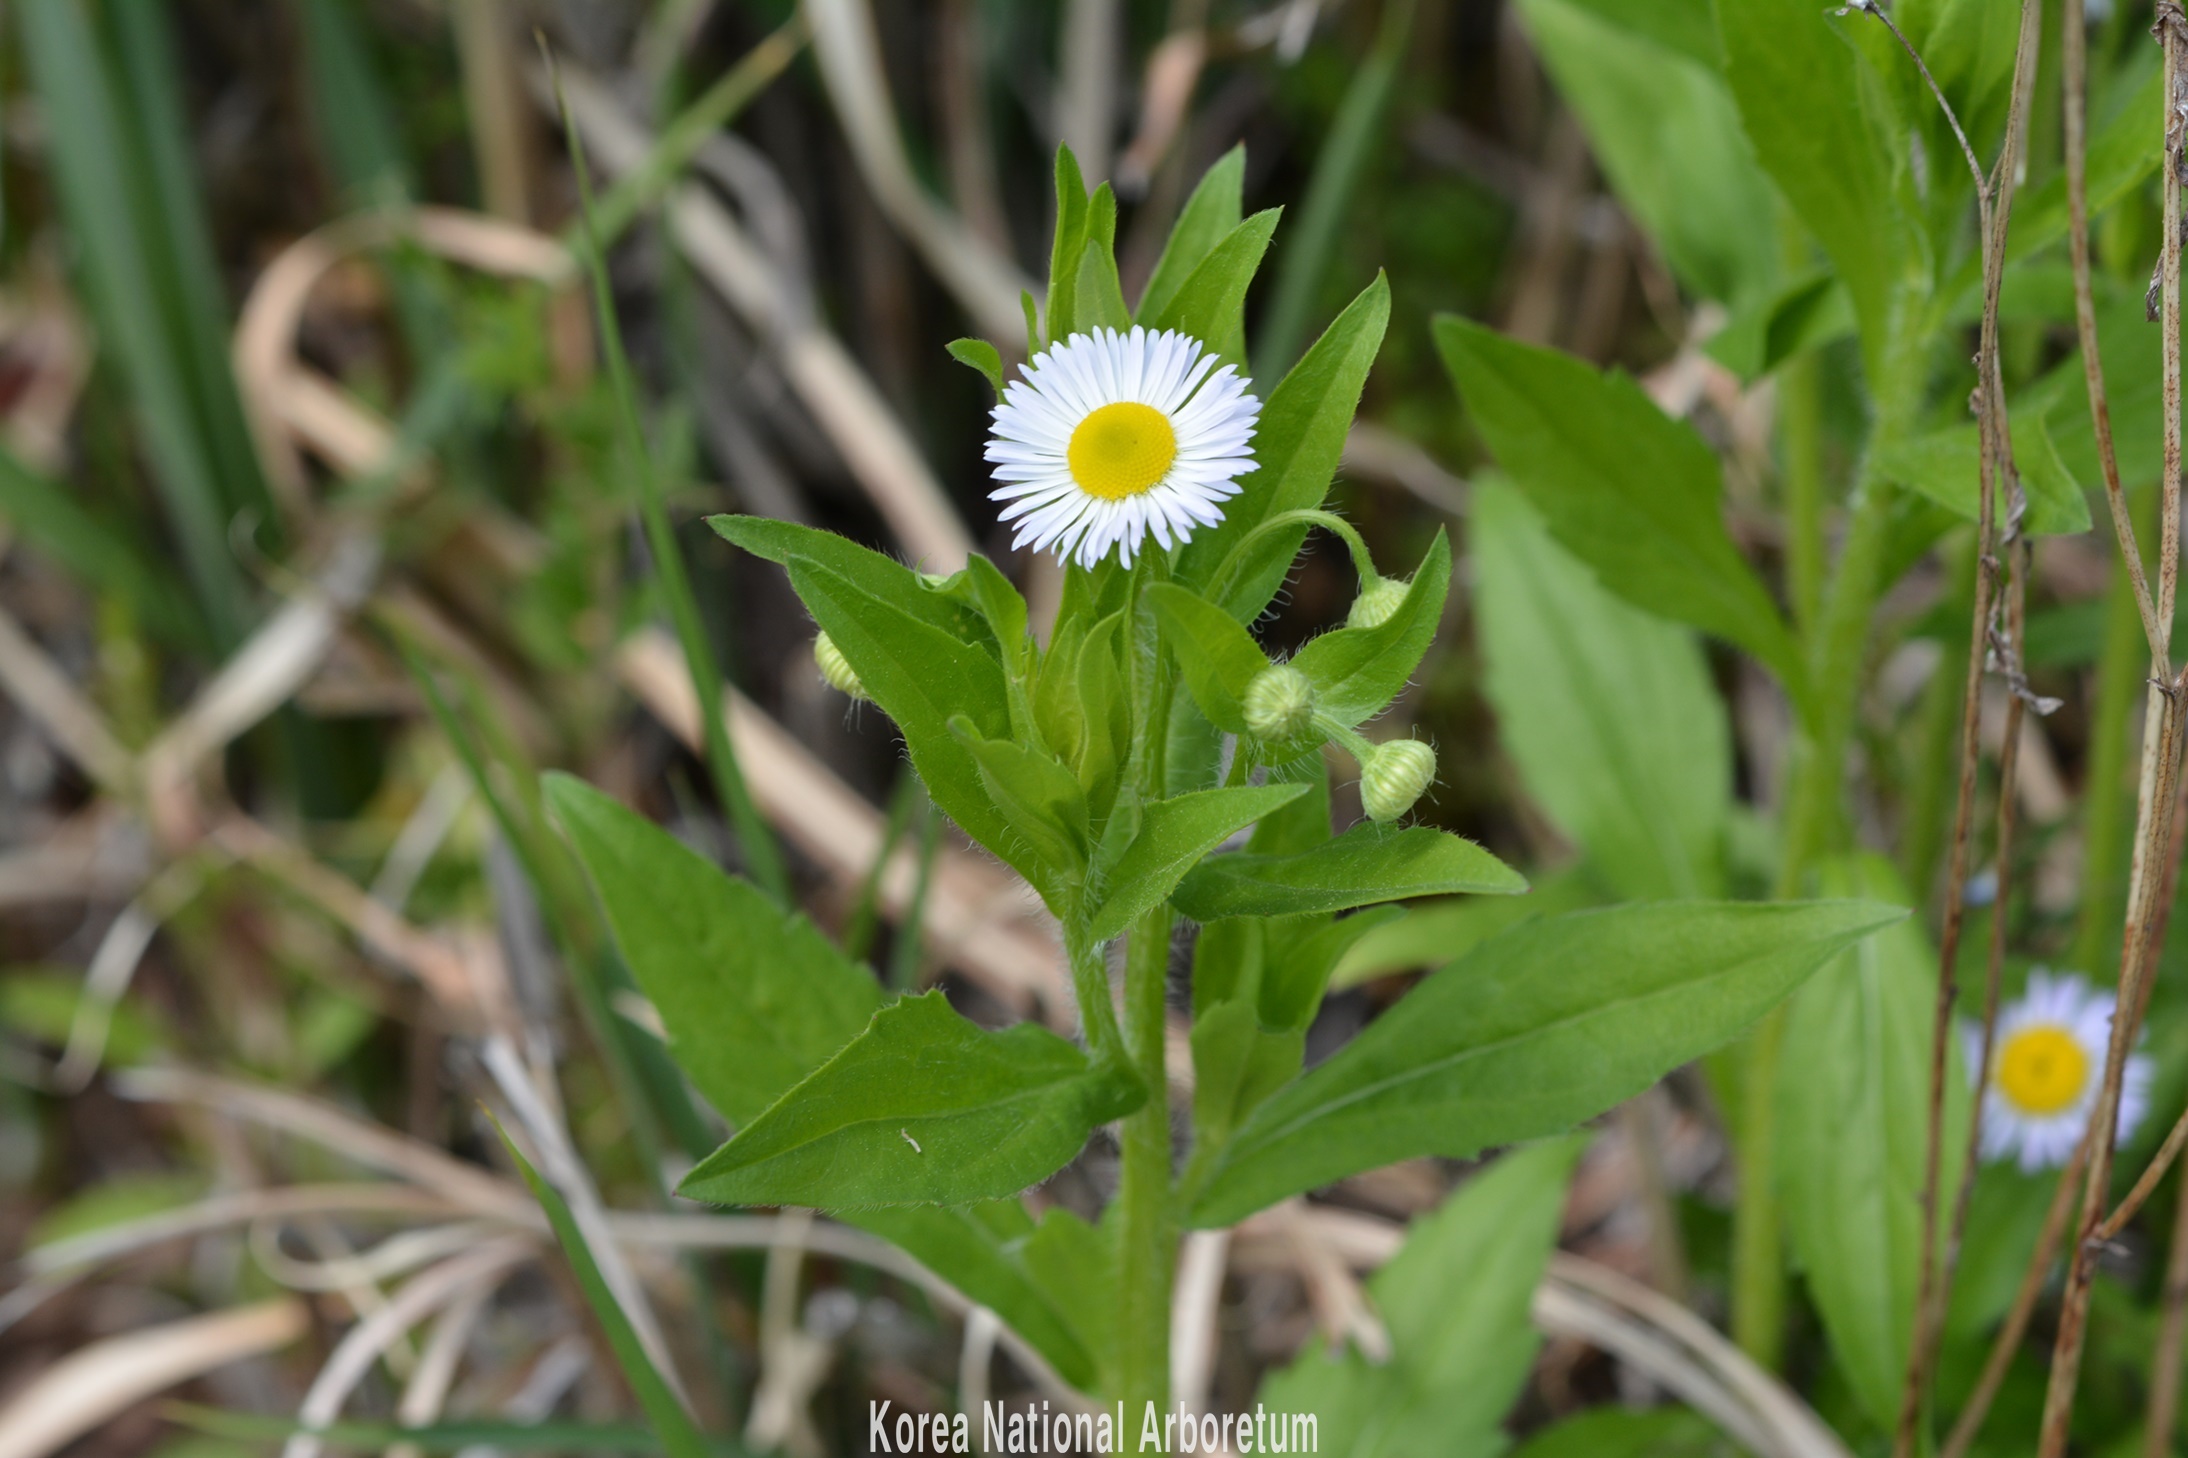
[{"xmin": 1965, "ymin": 970, "xmax": 2150, "ymax": 1173}]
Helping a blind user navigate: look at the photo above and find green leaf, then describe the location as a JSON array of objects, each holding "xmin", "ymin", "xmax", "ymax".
[
  {"xmin": 2008, "ymin": 50, "xmax": 2161, "ymax": 265},
  {"xmin": 1173, "ymin": 823, "xmax": 1524, "ymax": 922},
  {"xmin": 1191, "ymin": 899, "xmax": 1905, "ymax": 1226},
  {"xmin": 949, "ymin": 717, "xmax": 1089, "ymax": 906},
  {"xmin": 1177, "ymin": 275, "xmax": 1391, "ymax": 621},
  {"xmin": 1777, "ymin": 855, "xmax": 1969, "ymax": 1433},
  {"xmin": 946, "ymin": 338, "xmax": 1005, "ymax": 399},
  {"xmin": 1086, "ymin": 783, "xmax": 1310, "ymax": 943},
  {"xmin": 1140, "ymin": 210, "xmax": 1280, "ymax": 373},
  {"xmin": 1435, "ymin": 317, "xmax": 1803, "ymax": 696},
  {"xmin": 1258, "ymin": 1139, "xmax": 1585, "ymax": 1458},
  {"xmin": 678, "ymin": 992, "xmax": 1142, "ymax": 1209},
  {"xmin": 1191, "ymin": 998, "xmax": 1307, "ymax": 1165},
  {"xmin": 1871, "ymin": 414, "xmax": 2095, "ymax": 537},
  {"xmin": 1046, "ymin": 147, "xmax": 1089, "ymax": 342},
  {"xmin": 542, "ymin": 775, "xmax": 880, "ymax": 1127},
  {"xmin": 1019, "ymin": 1207, "xmax": 1121, "ymax": 1395},
  {"xmin": 849, "ymin": 1205, "xmax": 1101, "ymax": 1390},
  {"xmin": 1704, "ymin": 271, "xmax": 1853, "ymax": 382},
  {"xmin": 1138, "ymin": 146, "xmax": 1246, "ymax": 326},
  {"xmin": 1330, "ymin": 867, "xmax": 1604, "ymax": 990},
  {"xmin": 497, "ymin": 1128, "xmax": 711, "ymax": 1458},
  {"xmin": 1146, "ymin": 582, "xmax": 1270, "ymax": 734},
  {"xmin": 1516, "ymin": 0, "xmax": 1776, "ymax": 305},
  {"xmin": 1258, "ymin": 906, "xmax": 1403, "ymax": 1031},
  {"xmin": 1473, "ymin": 480, "xmax": 1730, "ymax": 900},
  {"xmin": 1716, "ymin": 0, "xmax": 1910, "ymax": 374},
  {"xmin": 1546, "ymin": 0, "xmax": 1718, "ymax": 65},
  {"xmin": 1074, "ymin": 184, "xmax": 1132, "ymax": 334},
  {"xmin": 709, "ymin": 517, "xmax": 1027, "ymax": 873},
  {"xmin": 1509, "ymin": 1407, "xmax": 1726, "ymax": 1458},
  {"xmin": 1289, "ymin": 532, "xmax": 1453, "ymax": 725}
]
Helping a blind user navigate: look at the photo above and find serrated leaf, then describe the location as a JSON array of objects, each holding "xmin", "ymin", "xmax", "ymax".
[
  {"xmin": 679, "ymin": 991, "xmax": 1143, "ymax": 1209},
  {"xmin": 1085, "ymin": 783, "xmax": 1310, "ymax": 943},
  {"xmin": 1146, "ymin": 582, "xmax": 1269, "ymax": 734},
  {"xmin": 1473, "ymin": 480, "xmax": 1730, "ymax": 900},
  {"xmin": 543, "ymin": 775, "xmax": 880, "ymax": 1127},
  {"xmin": 1289, "ymin": 531, "xmax": 1453, "ymax": 724},
  {"xmin": 1176, "ymin": 275, "xmax": 1390, "ymax": 621},
  {"xmin": 1258, "ymin": 1139, "xmax": 1585, "ymax": 1458},
  {"xmin": 1777, "ymin": 856, "xmax": 1969, "ymax": 1433},
  {"xmin": 1173, "ymin": 823, "xmax": 1524, "ymax": 922},
  {"xmin": 1435, "ymin": 317, "xmax": 1803, "ymax": 697},
  {"xmin": 1190, "ymin": 899, "xmax": 1905, "ymax": 1226}
]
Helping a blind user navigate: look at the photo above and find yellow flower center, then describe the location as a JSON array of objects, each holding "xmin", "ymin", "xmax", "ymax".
[
  {"xmin": 1995, "ymin": 1025, "xmax": 2090, "ymax": 1116},
  {"xmin": 1068, "ymin": 402, "xmax": 1177, "ymax": 500}
]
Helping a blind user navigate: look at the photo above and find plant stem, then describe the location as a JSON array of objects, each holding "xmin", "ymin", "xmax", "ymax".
[
  {"xmin": 1781, "ymin": 349, "xmax": 1827, "ymax": 638},
  {"xmin": 2076, "ymin": 490, "xmax": 2157, "ymax": 973},
  {"xmin": 1117, "ymin": 904, "xmax": 1176, "ymax": 1444},
  {"xmin": 2147, "ymin": 1161, "xmax": 2188, "ymax": 1458}
]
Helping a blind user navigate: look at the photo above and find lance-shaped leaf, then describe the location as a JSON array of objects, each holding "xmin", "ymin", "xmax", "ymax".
[
  {"xmin": 1717, "ymin": 0, "xmax": 1909, "ymax": 373},
  {"xmin": 1085, "ymin": 783, "xmax": 1309, "ymax": 943},
  {"xmin": 1176, "ymin": 275, "xmax": 1390, "ymax": 621},
  {"xmin": 949, "ymin": 716, "xmax": 1089, "ymax": 907},
  {"xmin": 1137, "ymin": 146, "xmax": 1245, "ymax": 325},
  {"xmin": 851, "ymin": 1204, "xmax": 1100, "ymax": 1391},
  {"xmin": 1259, "ymin": 1138, "xmax": 1585, "ymax": 1458},
  {"xmin": 679, "ymin": 992, "xmax": 1143, "ymax": 1209},
  {"xmin": 543, "ymin": 775, "xmax": 880, "ymax": 1127},
  {"xmin": 1140, "ymin": 210, "xmax": 1281, "ymax": 373},
  {"xmin": 1289, "ymin": 532, "xmax": 1454, "ymax": 725},
  {"xmin": 1173, "ymin": 823, "xmax": 1524, "ymax": 922},
  {"xmin": 1146, "ymin": 582, "xmax": 1270, "ymax": 734},
  {"xmin": 1435, "ymin": 318, "xmax": 1803, "ymax": 698},
  {"xmin": 1473, "ymin": 480, "xmax": 1730, "ymax": 901},
  {"xmin": 1189, "ymin": 899, "xmax": 1904, "ymax": 1226},
  {"xmin": 1776, "ymin": 856, "xmax": 1968, "ymax": 1433}
]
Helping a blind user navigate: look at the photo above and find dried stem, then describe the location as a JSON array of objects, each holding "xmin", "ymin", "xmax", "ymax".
[
  {"xmin": 2148, "ymin": 1167, "xmax": 2188, "ymax": 1457},
  {"xmin": 2069, "ymin": 0, "xmax": 2169, "ymax": 661},
  {"xmin": 1884, "ymin": 0, "xmax": 2043, "ymax": 1451},
  {"xmin": 2037, "ymin": 678, "xmax": 2188, "ymax": 1456},
  {"xmin": 1941, "ymin": 1140, "xmax": 2091, "ymax": 1458},
  {"xmin": 2035, "ymin": 11, "xmax": 2188, "ymax": 1449},
  {"xmin": 2098, "ymin": 1104, "xmax": 2188, "ymax": 1243}
]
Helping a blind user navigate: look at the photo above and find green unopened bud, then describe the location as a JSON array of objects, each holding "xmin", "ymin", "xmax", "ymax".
[
  {"xmin": 1242, "ymin": 664, "xmax": 1315, "ymax": 741},
  {"xmin": 813, "ymin": 631, "xmax": 869, "ymax": 702},
  {"xmin": 1360, "ymin": 739, "xmax": 1437, "ymax": 822},
  {"xmin": 1348, "ymin": 576, "xmax": 1410, "ymax": 631}
]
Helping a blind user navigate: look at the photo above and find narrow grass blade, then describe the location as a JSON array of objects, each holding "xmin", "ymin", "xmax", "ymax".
[
  {"xmin": 491, "ymin": 1125, "xmax": 714, "ymax": 1458},
  {"xmin": 545, "ymin": 49, "xmax": 790, "ymax": 905}
]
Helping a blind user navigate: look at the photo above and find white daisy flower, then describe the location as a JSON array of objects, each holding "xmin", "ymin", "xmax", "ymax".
[
  {"xmin": 986, "ymin": 326, "xmax": 1260, "ymax": 569},
  {"xmin": 1964, "ymin": 970, "xmax": 2152, "ymax": 1173}
]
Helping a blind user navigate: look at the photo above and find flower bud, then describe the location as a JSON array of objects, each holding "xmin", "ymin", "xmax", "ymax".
[
  {"xmin": 1360, "ymin": 739, "xmax": 1436, "ymax": 822},
  {"xmin": 1242, "ymin": 664, "xmax": 1315, "ymax": 741},
  {"xmin": 1347, "ymin": 575, "xmax": 1410, "ymax": 631},
  {"xmin": 813, "ymin": 631, "xmax": 870, "ymax": 702}
]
